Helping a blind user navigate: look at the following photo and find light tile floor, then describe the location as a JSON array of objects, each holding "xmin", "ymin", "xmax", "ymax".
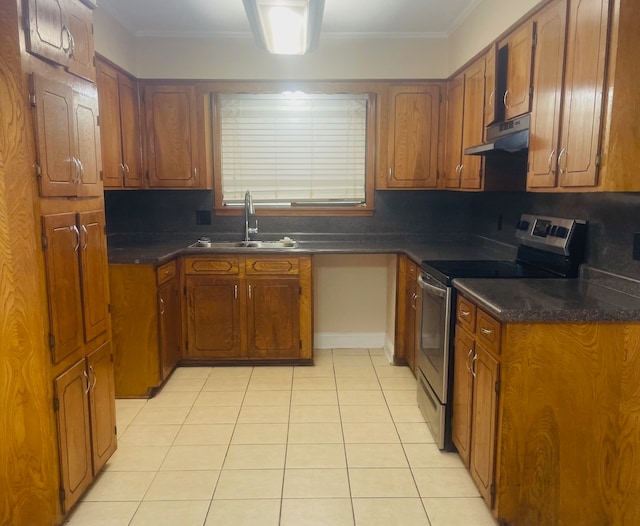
[{"xmin": 66, "ymin": 349, "xmax": 497, "ymax": 526}]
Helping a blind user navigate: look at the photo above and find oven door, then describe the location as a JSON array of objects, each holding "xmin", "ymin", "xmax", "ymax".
[{"xmin": 417, "ymin": 272, "xmax": 452, "ymax": 403}]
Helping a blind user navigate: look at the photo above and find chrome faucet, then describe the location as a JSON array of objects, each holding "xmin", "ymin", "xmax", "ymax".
[{"xmin": 244, "ymin": 190, "xmax": 258, "ymax": 242}]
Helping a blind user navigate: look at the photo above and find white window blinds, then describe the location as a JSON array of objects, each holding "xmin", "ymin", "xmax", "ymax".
[{"xmin": 219, "ymin": 93, "xmax": 368, "ymax": 205}]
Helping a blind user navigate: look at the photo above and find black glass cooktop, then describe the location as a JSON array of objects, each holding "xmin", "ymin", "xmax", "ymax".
[{"xmin": 421, "ymin": 259, "xmax": 558, "ymax": 285}]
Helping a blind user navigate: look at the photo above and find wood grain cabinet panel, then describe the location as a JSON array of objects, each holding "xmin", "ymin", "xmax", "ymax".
[
  {"xmin": 500, "ymin": 21, "xmax": 534, "ymax": 120},
  {"xmin": 444, "ymin": 75, "xmax": 465, "ymax": 189},
  {"xmin": 25, "ymin": 0, "xmax": 96, "ymax": 81},
  {"xmin": 484, "ymin": 43, "xmax": 498, "ymax": 127},
  {"xmin": 43, "ymin": 211, "xmax": 109, "ymax": 364},
  {"xmin": 32, "ymin": 74, "xmax": 103, "ymax": 197},
  {"xmin": 183, "ymin": 255, "xmax": 312, "ymax": 363},
  {"xmin": 527, "ymin": 0, "xmax": 568, "ymax": 189},
  {"xmin": 109, "ymin": 261, "xmax": 182, "ymax": 397},
  {"xmin": 186, "ymin": 276, "xmax": 242, "ymax": 358},
  {"xmin": 461, "ymin": 58, "xmax": 486, "ymax": 190},
  {"xmin": 55, "ymin": 341, "xmax": 117, "ymax": 513},
  {"xmin": 96, "ymin": 59, "xmax": 143, "ymax": 188},
  {"xmin": 384, "ymin": 84, "xmax": 441, "ymax": 189},
  {"xmin": 144, "ymin": 84, "xmax": 202, "ymax": 188},
  {"xmin": 247, "ymin": 278, "xmax": 300, "ymax": 359},
  {"xmin": 393, "ymin": 255, "xmax": 418, "ymax": 372},
  {"xmin": 452, "ymin": 327, "xmax": 475, "ymax": 468}
]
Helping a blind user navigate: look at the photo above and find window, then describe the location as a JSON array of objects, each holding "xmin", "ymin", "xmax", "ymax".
[{"xmin": 213, "ymin": 90, "xmax": 375, "ymax": 215}]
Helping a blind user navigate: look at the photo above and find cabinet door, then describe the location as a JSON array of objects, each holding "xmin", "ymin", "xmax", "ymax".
[
  {"xmin": 387, "ymin": 84, "xmax": 441, "ymax": 188},
  {"xmin": 404, "ymin": 263, "xmax": 418, "ymax": 373},
  {"xmin": 461, "ymin": 58, "xmax": 485, "ymax": 190},
  {"xmin": 158, "ymin": 277, "xmax": 182, "ymax": 380},
  {"xmin": 74, "ymin": 93, "xmax": 102, "ymax": 197},
  {"xmin": 452, "ymin": 328, "xmax": 474, "ymax": 468},
  {"xmin": 470, "ymin": 345, "xmax": 500, "ymax": 505},
  {"xmin": 78, "ymin": 211, "xmax": 110, "ymax": 343},
  {"xmin": 557, "ymin": 0, "xmax": 610, "ymax": 188},
  {"xmin": 66, "ymin": 0, "xmax": 95, "ymax": 82},
  {"xmin": 96, "ymin": 60, "xmax": 124, "ymax": 187},
  {"xmin": 444, "ymin": 75, "xmax": 465, "ymax": 189},
  {"xmin": 484, "ymin": 43, "xmax": 497, "ymax": 127},
  {"xmin": 502, "ymin": 21, "xmax": 534, "ymax": 120},
  {"xmin": 247, "ymin": 277, "xmax": 300, "ymax": 359},
  {"xmin": 25, "ymin": 0, "xmax": 71, "ymax": 67},
  {"xmin": 32, "ymin": 75, "xmax": 77, "ymax": 197},
  {"xmin": 186, "ymin": 276, "xmax": 242, "ymax": 358},
  {"xmin": 119, "ymin": 75, "xmax": 144, "ymax": 187},
  {"xmin": 145, "ymin": 84, "xmax": 200, "ymax": 188},
  {"xmin": 87, "ymin": 341, "xmax": 117, "ymax": 474},
  {"xmin": 54, "ymin": 359, "xmax": 92, "ymax": 513},
  {"xmin": 43, "ymin": 213, "xmax": 83, "ymax": 363},
  {"xmin": 527, "ymin": 0, "xmax": 568, "ymax": 189}
]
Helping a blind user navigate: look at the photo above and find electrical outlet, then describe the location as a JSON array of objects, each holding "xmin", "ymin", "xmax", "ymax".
[
  {"xmin": 633, "ymin": 233, "xmax": 640, "ymax": 261},
  {"xmin": 196, "ymin": 210, "xmax": 212, "ymax": 225}
]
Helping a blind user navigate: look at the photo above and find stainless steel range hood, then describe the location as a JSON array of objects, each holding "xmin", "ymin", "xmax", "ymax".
[{"xmin": 464, "ymin": 114, "xmax": 530, "ymax": 155}]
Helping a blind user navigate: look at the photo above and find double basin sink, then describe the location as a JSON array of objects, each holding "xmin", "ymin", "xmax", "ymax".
[{"xmin": 189, "ymin": 237, "xmax": 298, "ymax": 250}]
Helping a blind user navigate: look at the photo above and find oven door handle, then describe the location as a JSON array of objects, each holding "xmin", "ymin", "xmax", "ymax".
[{"xmin": 418, "ymin": 275, "xmax": 447, "ymax": 299}]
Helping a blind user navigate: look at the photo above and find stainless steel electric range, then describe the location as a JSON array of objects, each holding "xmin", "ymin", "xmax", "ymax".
[{"xmin": 417, "ymin": 214, "xmax": 587, "ymax": 450}]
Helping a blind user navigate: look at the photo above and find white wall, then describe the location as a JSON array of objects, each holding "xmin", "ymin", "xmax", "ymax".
[
  {"xmin": 94, "ymin": 0, "xmax": 544, "ymax": 80},
  {"xmin": 313, "ymin": 254, "xmax": 396, "ymax": 350}
]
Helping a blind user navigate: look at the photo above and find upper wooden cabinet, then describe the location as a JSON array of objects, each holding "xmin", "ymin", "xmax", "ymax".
[
  {"xmin": 460, "ymin": 58, "xmax": 486, "ymax": 190},
  {"xmin": 444, "ymin": 57, "xmax": 487, "ymax": 190},
  {"xmin": 527, "ymin": 0, "xmax": 611, "ymax": 191},
  {"xmin": 31, "ymin": 74, "xmax": 102, "ymax": 197},
  {"xmin": 25, "ymin": 0, "xmax": 96, "ymax": 82},
  {"xmin": 484, "ymin": 43, "xmax": 498, "ymax": 127},
  {"xmin": 143, "ymin": 84, "xmax": 206, "ymax": 188},
  {"xmin": 96, "ymin": 59, "xmax": 143, "ymax": 188},
  {"xmin": 42, "ymin": 211, "xmax": 110, "ymax": 364},
  {"xmin": 382, "ymin": 83, "xmax": 442, "ymax": 189},
  {"xmin": 499, "ymin": 20, "xmax": 534, "ymax": 120}
]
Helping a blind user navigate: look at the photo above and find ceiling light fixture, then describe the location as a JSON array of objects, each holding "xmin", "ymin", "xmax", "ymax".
[{"xmin": 242, "ymin": 0, "xmax": 325, "ymax": 55}]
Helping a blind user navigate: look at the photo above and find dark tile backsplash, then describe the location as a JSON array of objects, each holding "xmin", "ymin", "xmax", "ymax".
[{"xmin": 104, "ymin": 189, "xmax": 640, "ymax": 280}]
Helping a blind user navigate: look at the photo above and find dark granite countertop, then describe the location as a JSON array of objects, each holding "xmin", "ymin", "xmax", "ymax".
[
  {"xmin": 106, "ymin": 232, "xmax": 517, "ymax": 266},
  {"xmin": 454, "ymin": 273, "xmax": 640, "ymax": 322}
]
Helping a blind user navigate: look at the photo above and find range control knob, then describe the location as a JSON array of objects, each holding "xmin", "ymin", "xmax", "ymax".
[
  {"xmin": 555, "ymin": 226, "xmax": 569, "ymax": 238},
  {"xmin": 517, "ymin": 220, "xmax": 530, "ymax": 231}
]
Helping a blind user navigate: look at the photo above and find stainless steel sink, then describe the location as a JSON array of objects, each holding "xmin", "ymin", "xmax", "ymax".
[{"xmin": 189, "ymin": 238, "xmax": 298, "ymax": 249}]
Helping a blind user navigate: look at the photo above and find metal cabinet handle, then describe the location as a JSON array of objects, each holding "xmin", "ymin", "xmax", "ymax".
[
  {"xmin": 388, "ymin": 168, "xmax": 393, "ymax": 181},
  {"xmin": 89, "ymin": 365, "xmax": 97, "ymax": 390},
  {"xmin": 248, "ymin": 284, "xmax": 252, "ymax": 299},
  {"xmin": 124, "ymin": 163, "xmax": 130, "ymax": 174},
  {"xmin": 77, "ymin": 159, "xmax": 84, "ymax": 182},
  {"xmin": 81, "ymin": 224, "xmax": 88, "ymax": 250},
  {"xmin": 503, "ymin": 89, "xmax": 510, "ymax": 109},
  {"xmin": 234, "ymin": 284, "xmax": 238, "ymax": 299},
  {"xmin": 119, "ymin": 163, "xmax": 126, "ymax": 177},
  {"xmin": 83, "ymin": 370, "xmax": 90, "ymax": 395},
  {"xmin": 558, "ymin": 148, "xmax": 567, "ymax": 174},
  {"xmin": 193, "ymin": 167, "xmax": 198, "ymax": 180},
  {"xmin": 411, "ymin": 292, "xmax": 417, "ymax": 310},
  {"xmin": 71, "ymin": 157, "xmax": 80, "ymax": 183},
  {"xmin": 466, "ymin": 348, "xmax": 474, "ymax": 374},
  {"xmin": 547, "ymin": 149, "xmax": 556, "ymax": 174},
  {"xmin": 480, "ymin": 327, "xmax": 494, "ymax": 335},
  {"xmin": 69, "ymin": 32, "xmax": 75, "ymax": 57},
  {"xmin": 471, "ymin": 353, "xmax": 478, "ymax": 378},
  {"xmin": 71, "ymin": 225, "xmax": 80, "ymax": 252},
  {"xmin": 489, "ymin": 91, "xmax": 494, "ymax": 110},
  {"xmin": 61, "ymin": 25, "xmax": 72, "ymax": 53},
  {"xmin": 460, "ymin": 309, "xmax": 470, "ymax": 317},
  {"xmin": 159, "ymin": 297, "xmax": 165, "ymax": 315}
]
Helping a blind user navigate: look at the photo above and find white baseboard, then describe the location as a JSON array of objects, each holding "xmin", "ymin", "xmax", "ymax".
[
  {"xmin": 383, "ymin": 335, "xmax": 395, "ymax": 364},
  {"xmin": 314, "ymin": 332, "xmax": 386, "ymax": 349}
]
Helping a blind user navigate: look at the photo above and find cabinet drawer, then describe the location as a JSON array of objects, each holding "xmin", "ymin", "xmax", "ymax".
[
  {"xmin": 476, "ymin": 308, "xmax": 501, "ymax": 355},
  {"xmin": 245, "ymin": 257, "xmax": 299, "ymax": 275},
  {"xmin": 156, "ymin": 260, "xmax": 177, "ymax": 285},
  {"xmin": 457, "ymin": 296, "xmax": 477, "ymax": 333},
  {"xmin": 183, "ymin": 256, "xmax": 239, "ymax": 275}
]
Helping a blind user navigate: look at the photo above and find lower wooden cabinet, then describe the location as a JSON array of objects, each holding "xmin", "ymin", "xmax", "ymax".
[
  {"xmin": 109, "ymin": 259, "xmax": 182, "ymax": 397},
  {"xmin": 183, "ymin": 255, "xmax": 313, "ymax": 362},
  {"xmin": 394, "ymin": 255, "xmax": 419, "ymax": 372},
  {"xmin": 54, "ymin": 340, "xmax": 117, "ymax": 513},
  {"xmin": 452, "ymin": 296, "xmax": 501, "ymax": 506}
]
